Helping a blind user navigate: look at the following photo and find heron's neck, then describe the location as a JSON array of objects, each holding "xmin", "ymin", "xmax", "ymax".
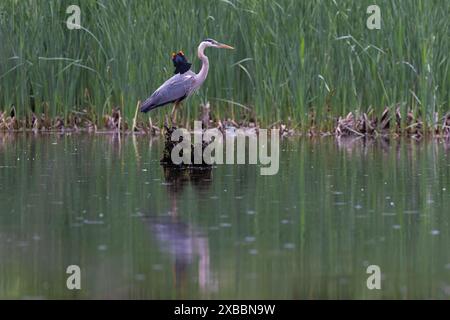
[{"xmin": 197, "ymin": 43, "xmax": 209, "ymax": 82}]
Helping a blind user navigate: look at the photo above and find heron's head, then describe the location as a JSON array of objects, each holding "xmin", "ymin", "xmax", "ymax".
[{"xmin": 201, "ymin": 38, "xmax": 234, "ymax": 50}]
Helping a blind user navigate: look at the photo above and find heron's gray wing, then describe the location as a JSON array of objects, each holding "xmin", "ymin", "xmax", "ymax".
[{"xmin": 140, "ymin": 72, "xmax": 195, "ymax": 113}]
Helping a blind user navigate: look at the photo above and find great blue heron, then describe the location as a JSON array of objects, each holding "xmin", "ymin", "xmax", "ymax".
[{"xmin": 140, "ymin": 39, "xmax": 234, "ymax": 123}]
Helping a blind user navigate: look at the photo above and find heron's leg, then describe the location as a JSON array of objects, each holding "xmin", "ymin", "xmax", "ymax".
[{"xmin": 171, "ymin": 101, "xmax": 181, "ymax": 126}]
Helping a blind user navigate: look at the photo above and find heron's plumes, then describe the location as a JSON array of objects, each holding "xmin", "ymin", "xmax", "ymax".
[
  {"xmin": 140, "ymin": 96, "xmax": 186, "ymax": 113},
  {"xmin": 140, "ymin": 96, "xmax": 170, "ymax": 113},
  {"xmin": 140, "ymin": 98, "xmax": 157, "ymax": 113}
]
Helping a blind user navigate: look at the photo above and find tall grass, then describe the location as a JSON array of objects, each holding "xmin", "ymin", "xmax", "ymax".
[{"xmin": 0, "ymin": 0, "xmax": 449, "ymax": 128}]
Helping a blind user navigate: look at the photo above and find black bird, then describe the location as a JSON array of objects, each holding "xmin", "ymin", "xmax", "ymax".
[{"xmin": 172, "ymin": 51, "xmax": 192, "ymax": 75}]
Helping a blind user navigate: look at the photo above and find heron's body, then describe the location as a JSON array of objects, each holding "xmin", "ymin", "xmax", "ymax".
[
  {"xmin": 140, "ymin": 39, "xmax": 234, "ymax": 122},
  {"xmin": 141, "ymin": 70, "xmax": 197, "ymax": 112}
]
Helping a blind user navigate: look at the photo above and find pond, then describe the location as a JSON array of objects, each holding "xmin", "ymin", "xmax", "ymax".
[{"xmin": 0, "ymin": 134, "xmax": 449, "ymax": 299}]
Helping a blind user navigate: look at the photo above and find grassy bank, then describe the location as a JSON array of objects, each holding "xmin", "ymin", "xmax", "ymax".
[{"xmin": 0, "ymin": 0, "xmax": 449, "ymax": 131}]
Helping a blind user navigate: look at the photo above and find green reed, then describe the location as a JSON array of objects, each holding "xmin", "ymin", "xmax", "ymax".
[{"xmin": 0, "ymin": 0, "xmax": 448, "ymax": 129}]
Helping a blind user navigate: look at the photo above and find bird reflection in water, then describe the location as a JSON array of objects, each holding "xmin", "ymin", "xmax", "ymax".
[{"xmin": 142, "ymin": 165, "xmax": 217, "ymax": 297}]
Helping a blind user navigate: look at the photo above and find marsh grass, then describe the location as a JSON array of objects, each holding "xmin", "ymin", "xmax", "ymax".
[{"xmin": 0, "ymin": 0, "xmax": 448, "ymax": 132}]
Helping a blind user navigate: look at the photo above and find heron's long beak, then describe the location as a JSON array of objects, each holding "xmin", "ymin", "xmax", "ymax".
[{"xmin": 218, "ymin": 43, "xmax": 234, "ymax": 49}]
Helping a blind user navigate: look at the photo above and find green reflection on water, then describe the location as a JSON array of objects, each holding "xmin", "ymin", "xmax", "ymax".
[{"xmin": 0, "ymin": 134, "xmax": 449, "ymax": 299}]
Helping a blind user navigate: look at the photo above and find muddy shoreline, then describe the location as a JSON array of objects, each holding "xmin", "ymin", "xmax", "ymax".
[{"xmin": 1, "ymin": 106, "xmax": 450, "ymax": 139}]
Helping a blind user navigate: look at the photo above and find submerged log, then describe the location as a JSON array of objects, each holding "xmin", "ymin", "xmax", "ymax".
[{"xmin": 161, "ymin": 125, "xmax": 212, "ymax": 168}]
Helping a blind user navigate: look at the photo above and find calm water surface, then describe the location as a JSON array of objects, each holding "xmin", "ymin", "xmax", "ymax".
[{"xmin": 0, "ymin": 134, "xmax": 449, "ymax": 299}]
